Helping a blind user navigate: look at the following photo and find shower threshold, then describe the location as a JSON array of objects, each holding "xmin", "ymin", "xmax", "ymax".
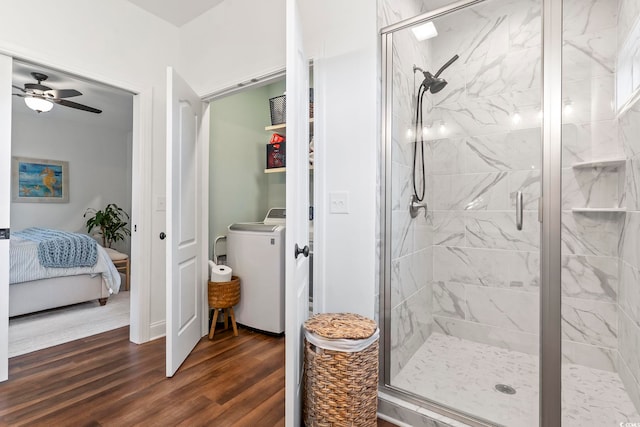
[{"xmin": 392, "ymin": 333, "xmax": 639, "ymax": 426}]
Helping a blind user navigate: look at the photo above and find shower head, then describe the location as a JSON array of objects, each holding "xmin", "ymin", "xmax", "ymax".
[
  {"xmin": 422, "ymin": 72, "xmax": 448, "ymax": 94},
  {"xmin": 420, "ymin": 54, "xmax": 460, "ymax": 94}
]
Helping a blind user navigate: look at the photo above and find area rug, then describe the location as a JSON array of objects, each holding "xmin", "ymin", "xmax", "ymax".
[{"xmin": 9, "ymin": 291, "xmax": 130, "ymax": 357}]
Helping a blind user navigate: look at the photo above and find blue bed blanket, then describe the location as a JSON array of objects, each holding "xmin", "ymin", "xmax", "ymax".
[{"xmin": 13, "ymin": 227, "xmax": 98, "ymax": 268}]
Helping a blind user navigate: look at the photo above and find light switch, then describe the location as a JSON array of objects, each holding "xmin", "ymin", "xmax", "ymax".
[{"xmin": 329, "ymin": 191, "xmax": 349, "ymax": 214}]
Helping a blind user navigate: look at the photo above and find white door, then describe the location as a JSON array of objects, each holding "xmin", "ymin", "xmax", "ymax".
[
  {"xmin": 285, "ymin": 0, "xmax": 311, "ymax": 424},
  {"xmin": 0, "ymin": 54, "xmax": 12, "ymax": 382},
  {"xmin": 166, "ymin": 67, "xmax": 207, "ymax": 377}
]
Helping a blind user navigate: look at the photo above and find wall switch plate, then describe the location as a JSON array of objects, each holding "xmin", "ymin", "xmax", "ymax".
[
  {"xmin": 156, "ymin": 196, "xmax": 166, "ymax": 211},
  {"xmin": 329, "ymin": 191, "xmax": 349, "ymax": 214}
]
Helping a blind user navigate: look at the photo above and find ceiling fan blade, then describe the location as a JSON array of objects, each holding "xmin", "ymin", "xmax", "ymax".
[
  {"xmin": 45, "ymin": 89, "xmax": 82, "ymax": 99},
  {"xmin": 12, "ymin": 85, "xmax": 25, "ymax": 93},
  {"xmin": 51, "ymin": 98, "xmax": 102, "ymax": 114}
]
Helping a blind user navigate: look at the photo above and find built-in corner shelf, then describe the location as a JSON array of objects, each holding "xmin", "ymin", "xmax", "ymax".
[
  {"xmin": 571, "ymin": 158, "xmax": 627, "ymax": 213},
  {"xmin": 572, "ymin": 158, "xmax": 626, "ymax": 169},
  {"xmin": 572, "ymin": 207, "xmax": 627, "ymax": 213}
]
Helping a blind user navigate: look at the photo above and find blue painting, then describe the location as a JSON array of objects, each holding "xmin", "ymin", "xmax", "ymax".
[{"xmin": 12, "ymin": 157, "xmax": 69, "ymax": 203}]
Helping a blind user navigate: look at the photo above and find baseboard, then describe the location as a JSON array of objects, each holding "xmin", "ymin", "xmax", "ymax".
[{"xmin": 149, "ymin": 320, "xmax": 166, "ymax": 340}]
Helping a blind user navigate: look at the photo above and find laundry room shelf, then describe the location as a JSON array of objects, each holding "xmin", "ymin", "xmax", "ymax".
[
  {"xmin": 264, "ymin": 166, "xmax": 314, "ymax": 174},
  {"xmin": 265, "ymin": 167, "xmax": 286, "ymax": 174},
  {"xmin": 265, "ymin": 118, "xmax": 314, "ymax": 133}
]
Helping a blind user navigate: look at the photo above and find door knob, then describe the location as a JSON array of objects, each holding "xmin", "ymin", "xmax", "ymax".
[
  {"xmin": 159, "ymin": 232, "xmax": 166, "ymax": 240},
  {"xmin": 294, "ymin": 243, "xmax": 310, "ymax": 259}
]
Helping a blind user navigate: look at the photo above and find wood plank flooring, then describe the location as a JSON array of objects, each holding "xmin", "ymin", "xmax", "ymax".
[
  {"xmin": 0, "ymin": 326, "xmax": 397, "ymax": 426},
  {"xmin": 1, "ymin": 326, "xmax": 284, "ymax": 426}
]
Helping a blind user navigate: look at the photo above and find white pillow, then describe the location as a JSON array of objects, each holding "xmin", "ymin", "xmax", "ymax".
[{"xmin": 104, "ymin": 247, "xmax": 129, "ymax": 260}]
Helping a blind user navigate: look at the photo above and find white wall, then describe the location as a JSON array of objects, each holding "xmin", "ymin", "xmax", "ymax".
[
  {"xmin": 209, "ymin": 84, "xmax": 276, "ymax": 254},
  {"xmin": 305, "ymin": 1, "xmax": 377, "ymax": 318},
  {"xmin": 178, "ymin": 0, "xmax": 286, "ymax": 96},
  {"xmin": 11, "ymin": 112, "xmax": 132, "ymax": 252},
  {"xmin": 0, "ymin": 0, "xmax": 180, "ymax": 340},
  {"xmin": 180, "ymin": 0, "xmax": 378, "ymax": 318},
  {"xmin": 0, "ymin": 0, "xmax": 379, "ymax": 342}
]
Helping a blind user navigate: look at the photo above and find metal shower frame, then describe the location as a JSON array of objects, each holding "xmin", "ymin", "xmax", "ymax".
[{"xmin": 379, "ymin": 0, "xmax": 563, "ymax": 425}]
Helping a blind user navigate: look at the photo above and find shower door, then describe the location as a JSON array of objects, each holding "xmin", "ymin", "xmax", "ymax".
[{"xmin": 381, "ymin": 0, "xmax": 543, "ymax": 425}]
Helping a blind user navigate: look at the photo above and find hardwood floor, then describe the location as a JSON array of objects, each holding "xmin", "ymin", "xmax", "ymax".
[
  {"xmin": 0, "ymin": 326, "xmax": 398, "ymax": 426},
  {"xmin": 1, "ymin": 326, "xmax": 284, "ymax": 426}
]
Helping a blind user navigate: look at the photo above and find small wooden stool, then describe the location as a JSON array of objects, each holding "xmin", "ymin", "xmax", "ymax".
[{"xmin": 208, "ymin": 276, "xmax": 241, "ymax": 340}]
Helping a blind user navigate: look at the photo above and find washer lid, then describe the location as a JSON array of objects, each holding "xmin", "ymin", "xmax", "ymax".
[
  {"xmin": 229, "ymin": 223, "xmax": 280, "ymax": 232},
  {"xmin": 264, "ymin": 207, "xmax": 286, "ymax": 225}
]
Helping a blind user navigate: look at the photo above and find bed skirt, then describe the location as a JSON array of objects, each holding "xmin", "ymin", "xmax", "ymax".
[{"xmin": 9, "ymin": 275, "xmax": 108, "ymax": 317}]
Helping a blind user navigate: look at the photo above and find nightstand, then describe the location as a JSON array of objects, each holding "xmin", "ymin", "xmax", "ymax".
[
  {"xmin": 112, "ymin": 258, "xmax": 130, "ymax": 291},
  {"xmin": 105, "ymin": 247, "xmax": 130, "ymax": 291}
]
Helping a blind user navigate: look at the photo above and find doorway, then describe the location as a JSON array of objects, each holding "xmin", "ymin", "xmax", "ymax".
[
  {"xmin": 7, "ymin": 58, "xmax": 140, "ymax": 357},
  {"xmin": 207, "ymin": 73, "xmax": 315, "ymax": 326}
]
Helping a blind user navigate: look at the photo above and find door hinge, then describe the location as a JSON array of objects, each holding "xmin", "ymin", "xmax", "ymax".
[
  {"xmin": 309, "ymin": 206, "xmax": 314, "ymax": 221},
  {"xmin": 0, "ymin": 228, "xmax": 9, "ymax": 239}
]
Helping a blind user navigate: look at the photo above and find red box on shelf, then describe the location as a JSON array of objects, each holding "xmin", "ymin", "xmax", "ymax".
[{"xmin": 266, "ymin": 142, "xmax": 286, "ymax": 169}]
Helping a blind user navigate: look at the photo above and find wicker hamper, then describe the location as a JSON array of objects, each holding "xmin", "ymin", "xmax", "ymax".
[
  {"xmin": 303, "ymin": 313, "xmax": 379, "ymax": 427},
  {"xmin": 207, "ymin": 276, "xmax": 241, "ymax": 339}
]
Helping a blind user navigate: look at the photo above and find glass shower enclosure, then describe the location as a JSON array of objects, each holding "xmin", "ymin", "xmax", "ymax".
[{"xmin": 379, "ymin": 0, "xmax": 640, "ymax": 425}]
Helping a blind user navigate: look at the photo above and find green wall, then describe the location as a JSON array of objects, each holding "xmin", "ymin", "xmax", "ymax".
[{"xmin": 209, "ymin": 79, "xmax": 286, "ymax": 260}]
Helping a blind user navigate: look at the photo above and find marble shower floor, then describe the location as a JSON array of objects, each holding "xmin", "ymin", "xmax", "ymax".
[{"xmin": 392, "ymin": 333, "xmax": 640, "ymax": 426}]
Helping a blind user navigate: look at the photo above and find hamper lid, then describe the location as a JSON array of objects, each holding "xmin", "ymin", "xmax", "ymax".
[{"xmin": 304, "ymin": 313, "xmax": 377, "ymax": 340}]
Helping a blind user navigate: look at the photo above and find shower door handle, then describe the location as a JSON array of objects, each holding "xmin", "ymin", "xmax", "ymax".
[{"xmin": 516, "ymin": 191, "xmax": 523, "ymax": 231}]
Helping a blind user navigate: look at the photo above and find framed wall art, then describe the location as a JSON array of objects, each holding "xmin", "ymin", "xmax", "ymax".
[{"xmin": 12, "ymin": 157, "xmax": 69, "ymax": 203}]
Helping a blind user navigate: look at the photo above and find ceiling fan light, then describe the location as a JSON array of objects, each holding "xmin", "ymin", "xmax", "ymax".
[{"xmin": 24, "ymin": 96, "xmax": 53, "ymax": 113}]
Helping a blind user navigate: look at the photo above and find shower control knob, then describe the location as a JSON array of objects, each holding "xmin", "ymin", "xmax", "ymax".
[{"xmin": 294, "ymin": 243, "xmax": 310, "ymax": 259}]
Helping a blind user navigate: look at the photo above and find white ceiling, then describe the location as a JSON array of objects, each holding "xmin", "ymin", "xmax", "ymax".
[
  {"xmin": 126, "ymin": 0, "xmax": 225, "ymax": 27},
  {"xmin": 11, "ymin": 1, "xmax": 225, "ymax": 128},
  {"xmin": 12, "ymin": 60, "xmax": 133, "ymax": 132}
]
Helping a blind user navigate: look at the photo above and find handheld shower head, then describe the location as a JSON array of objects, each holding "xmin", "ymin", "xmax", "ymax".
[
  {"xmin": 421, "ymin": 72, "xmax": 448, "ymax": 94},
  {"xmin": 419, "ymin": 54, "xmax": 460, "ymax": 94},
  {"xmin": 434, "ymin": 54, "xmax": 459, "ymax": 78},
  {"xmin": 411, "ymin": 54, "xmax": 460, "ymax": 205}
]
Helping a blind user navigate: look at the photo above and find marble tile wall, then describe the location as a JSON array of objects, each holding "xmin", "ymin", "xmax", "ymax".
[
  {"xmin": 384, "ymin": 1, "xmax": 436, "ymax": 378},
  {"xmin": 617, "ymin": 0, "xmax": 640, "ymax": 410},
  {"xmin": 425, "ymin": 0, "xmax": 543, "ymax": 357},
  {"xmin": 559, "ymin": 0, "xmax": 625, "ymax": 373}
]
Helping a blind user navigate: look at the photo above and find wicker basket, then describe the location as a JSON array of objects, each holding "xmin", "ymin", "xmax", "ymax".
[
  {"xmin": 207, "ymin": 276, "xmax": 240, "ymax": 308},
  {"xmin": 303, "ymin": 313, "xmax": 379, "ymax": 427}
]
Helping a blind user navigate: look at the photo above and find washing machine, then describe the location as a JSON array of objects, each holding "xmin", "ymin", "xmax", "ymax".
[{"xmin": 226, "ymin": 208, "xmax": 285, "ymax": 334}]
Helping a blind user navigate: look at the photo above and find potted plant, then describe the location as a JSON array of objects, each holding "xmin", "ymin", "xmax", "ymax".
[{"xmin": 84, "ymin": 203, "xmax": 131, "ymax": 248}]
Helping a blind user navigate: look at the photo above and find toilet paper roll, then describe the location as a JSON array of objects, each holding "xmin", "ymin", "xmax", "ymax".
[{"xmin": 210, "ymin": 264, "xmax": 232, "ymax": 282}]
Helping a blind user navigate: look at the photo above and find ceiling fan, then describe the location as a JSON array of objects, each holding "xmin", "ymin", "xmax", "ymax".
[{"xmin": 12, "ymin": 72, "xmax": 102, "ymax": 114}]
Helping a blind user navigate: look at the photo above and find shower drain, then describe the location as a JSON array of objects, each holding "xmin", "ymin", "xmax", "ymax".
[{"xmin": 495, "ymin": 384, "xmax": 517, "ymax": 395}]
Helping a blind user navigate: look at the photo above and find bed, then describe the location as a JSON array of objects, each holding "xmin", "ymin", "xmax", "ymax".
[{"xmin": 9, "ymin": 228, "xmax": 121, "ymax": 317}]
